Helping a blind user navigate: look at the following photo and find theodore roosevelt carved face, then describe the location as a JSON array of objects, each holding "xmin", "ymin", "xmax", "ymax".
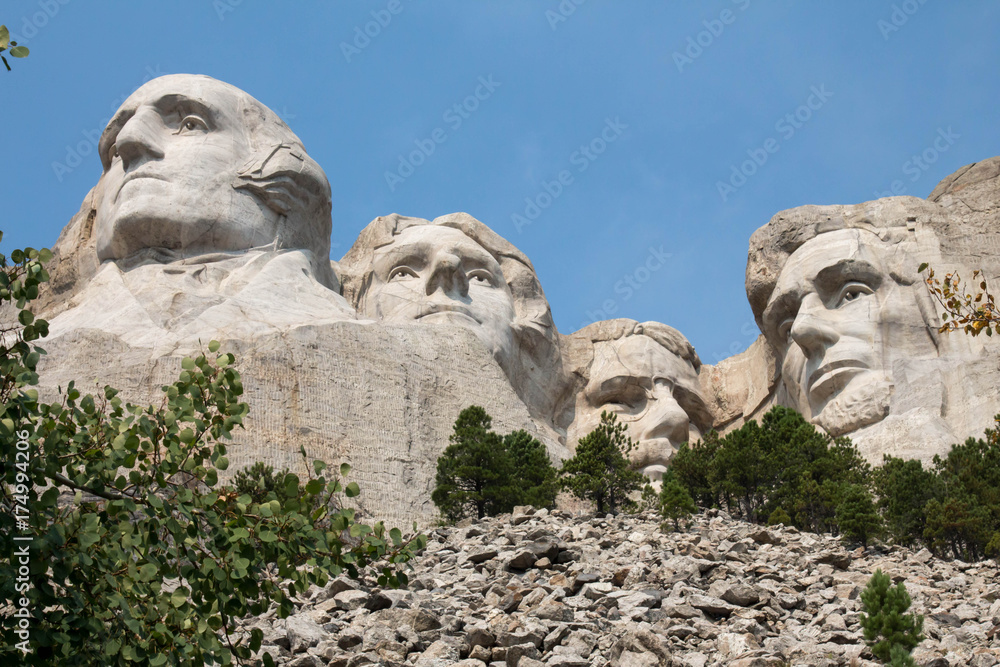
[{"xmin": 567, "ymin": 321, "xmax": 711, "ymax": 482}]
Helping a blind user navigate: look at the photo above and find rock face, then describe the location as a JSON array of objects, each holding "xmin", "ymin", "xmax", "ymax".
[
  {"xmin": 745, "ymin": 173, "xmax": 1000, "ymax": 462},
  {"xmin": 235, "ymin": 507, "xmax": 1000, "ymax": 666},
  {"xmin": 558, "ymin": 320, "xmax": 714, "ymax": 482},
  {"xmin": 30, "ymin": 72, "xmax": 1000, "ymax": 524}
]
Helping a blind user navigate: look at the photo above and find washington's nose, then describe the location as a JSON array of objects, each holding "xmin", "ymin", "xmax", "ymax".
[
  {"xmin": 114, "ymin": 107, "xmax": 165, "ymax": 171},
  {"xmin": 642, "ymin": 385, "xmax": 690, "ymax": 446},
  {"xmin": 789, "ymin": 293, "xmax": 840, "ymax": 359},
  {"xmin": 425, "ymin": 251, "xmax": 468, "ymax": 298}
]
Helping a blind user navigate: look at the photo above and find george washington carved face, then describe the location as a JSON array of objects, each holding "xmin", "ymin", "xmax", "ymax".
[{"xmin": 94, "ymin": 74, "xmax": 331, "ymax": 268}]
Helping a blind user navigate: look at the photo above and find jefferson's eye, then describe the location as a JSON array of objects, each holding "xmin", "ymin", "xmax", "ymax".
[
  {"xmin": 836, "ymin": 283, "xmax": 873, "ymax": 307},
  {"xmin": 600, "ymin": 386, "xmax": 647, "ymax": 415},
  {"xmin": 177, "ymin": 115, "xmax": 209, "ymax": 134},
  {"xmin": 467, "ymin": 269, "xmax": 494, "ymax": 286},
  {"xmin": 388, "ymin": 266, "xmax": 418, "ymax": 282}
]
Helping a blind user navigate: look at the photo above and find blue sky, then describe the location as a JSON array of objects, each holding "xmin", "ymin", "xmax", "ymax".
[{"xmin": 3, "ymin": 1, "xmax": 998, "ymax": 365}]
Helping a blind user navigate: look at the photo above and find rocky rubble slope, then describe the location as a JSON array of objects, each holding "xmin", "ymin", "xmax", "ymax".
[{"xmin": 240, "ymin": 507, "xmax": 1000, "ymax": 667}]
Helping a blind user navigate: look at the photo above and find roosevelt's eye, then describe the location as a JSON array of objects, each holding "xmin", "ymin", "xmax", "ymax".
[
  {"xmin": 176, "ymin": 115, "xmax": 209, "ymax": 134},
  {"xmin": 836, "ymin": 283, "xmax": 874, "ymax": 307},
  {"xmin": 388, "ymin": 266, "xmax": 419, "ymax": 282},
  {"xmin": 599, "ymin": 386, "xmax": 647, "ymax": 416},
  {"xmin": 467, "ymin": 269, "xmax": 495, "ymax": 286}
]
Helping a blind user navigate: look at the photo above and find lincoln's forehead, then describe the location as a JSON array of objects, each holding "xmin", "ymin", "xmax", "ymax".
[{"xmin": 774, "ymin": 229, "xmax": 869, "ymax": 290}]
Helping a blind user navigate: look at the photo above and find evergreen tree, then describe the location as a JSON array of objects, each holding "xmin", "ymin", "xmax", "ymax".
[
  {"xmin": 504, "ymin": 429, "xmax": 558, "ymax": 509},
  {"xmin": 659, "ymin": 470, "xmax": 697, "ymax": 531},
  {"xmin": 560, "ymin": 411, "xmax": 644, "ymax": 515},
  {"xmin": 836, "ymin": 483, "xmax": 882, "ymax": 548},
  {"xmin": 431, "ymin": 406, "xmax": 516, "ymax": 521},
  {"xmin": 859, "ymin": 569, "xmax": 925, "ymax": 664},
  {"xmin": 873, "ymin": 456, "xmax": 941, "ymax": 548},
  {"xmin": 671, "ymin": 432, "xmax": 722, "ymax": 508}
]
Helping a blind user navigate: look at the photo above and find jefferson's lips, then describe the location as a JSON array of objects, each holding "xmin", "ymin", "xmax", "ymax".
[{"xmin": 416, "ymin": 305, "xmax": 480, "ymax": 324}]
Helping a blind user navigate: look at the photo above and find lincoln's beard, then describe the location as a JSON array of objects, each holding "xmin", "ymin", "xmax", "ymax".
[{"xmin": 813, "ymin": 372, "xmax": 893, "ymax": 436}]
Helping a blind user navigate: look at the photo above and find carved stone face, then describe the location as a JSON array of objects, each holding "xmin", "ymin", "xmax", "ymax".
[
  {"xmin": 761, "ymin": 228, "xmax": 929, "ymax": 435},
  {"xmin": 95, "ymin": 75, "xmax": 277, "ymax": 261},
  {"xmin": 570, "ymin": 334, "xmax": 705, "ymax": 480},
  {"xmin": 365, "ymin": 225, "xmax": 517, "ymax": 359}
]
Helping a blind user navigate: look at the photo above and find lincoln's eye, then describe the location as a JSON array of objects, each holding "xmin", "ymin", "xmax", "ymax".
[
  {"xmin": 836, "ymin": 283, "xmax": 874, "ymax": 307},
  {"xmin": 388, "ymin": 266, "xmax": 418, "ymax": 282}
]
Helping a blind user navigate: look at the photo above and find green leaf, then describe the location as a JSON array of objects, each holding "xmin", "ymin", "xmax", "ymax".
[
  {"xmin": 305, "ymin": 479, "xmax": 324, "ymax": 495},
  {"xmin": 208, "ymin": 340, "xmax": 221, "ymax": 353},
  {"xmin": 0, "ymin": 26, "xmax": 9, "ymax": 49},
  {"xmin": 389, "ymin": 527, "xmax": 402, "ymax": 546},
  {"xmin": 170, "ymin": 588, "xmax": 188, "ymax": 608},
  {"xmin": 918, "ymin": 262, "xmax": 929, "ymax": 273},
  {"xmin": 38, "ymin": 248, "xmax": 53, "ymax": 263},
  {"xmin": 345, "ymin": 481, "xmax": 360, "ymax": 498},
  {"xmin": 181, "ymin": 357, "xmax": 195, "ymax": 371},
  {"xmin": 340, "ymin": 462, "xmax": 352, "ymax": 477},
  {"xmin": 18, "ymin": 309, "xmax": 34, "ymax": 325},
  {"xmin": 9, "ymin": 45, "xmax": 28, "ymax": 58}
]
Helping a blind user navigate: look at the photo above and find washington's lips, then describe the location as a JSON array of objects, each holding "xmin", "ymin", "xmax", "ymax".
[
  {"xmin": 115, "ymin": 170, "xmax": 168, "ymax": 201},
  {"xmin": 807, "ymin": 359, "xmax": 869, "ymax": 398}
]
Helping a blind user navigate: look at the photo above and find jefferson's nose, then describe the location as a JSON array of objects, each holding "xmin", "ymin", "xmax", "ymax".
[
  {"xmin": 789, "ymin": 293, "xmax": 840, "ymax": 359},
  {"xmin": 425, "ymin": 252, "xmax": 468, "ymax": 298},
  {"xmin": 114, "ymin": 107, "xmax": 166, "ymax": 171}
]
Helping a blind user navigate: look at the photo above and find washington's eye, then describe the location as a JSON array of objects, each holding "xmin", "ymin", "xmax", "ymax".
[
  {"xmin": 388, "ymin": 266, "xmax": 418, "ymax": 282},
  {"xmin": 836, "ymin": 283, "xmax": 873, "ymax": 307},
  {"xmin": 177, "ymin": 115, "xmax": 208, "ymax": 134},
  {"xmin": 467, "ymin": 269, "xmax": 494, "ymax": 286}
]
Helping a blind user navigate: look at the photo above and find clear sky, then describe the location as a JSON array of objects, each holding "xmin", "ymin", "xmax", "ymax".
[{"xmin": 3, "ymin": 1, "xmax": 998, "ymax": 365}]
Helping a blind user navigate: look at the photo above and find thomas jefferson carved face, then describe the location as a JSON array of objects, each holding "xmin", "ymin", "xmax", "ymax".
[
  {"xmin": 94, "ymin": 76, "xmax": 279, "ymax": 261},
  {"xmin": 364, "ymin": 225, "xmax": 518, "ymax": 359},
  {"xmin": 570, "ymin": 333, "xmax": 707, "ymax": 481},
  {"xmin": 762, "ymin": 228, "xmax": 931, "ymax": 435}
]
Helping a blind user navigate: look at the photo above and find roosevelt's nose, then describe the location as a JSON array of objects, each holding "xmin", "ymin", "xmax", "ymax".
[
  {"xmin": 425, "ymin": 251, "xmax": 469, "ymax": 298},
  {"xmin": 641, "ymin": 383, "xmax": 690, "ymax": 447},
  {"xmin": 114, "ymin": 107, "xmax": 165, "ymax": 171},
  {"xmin": 789, "ymin": 293, "xmax": 840, "ymax": 359}
]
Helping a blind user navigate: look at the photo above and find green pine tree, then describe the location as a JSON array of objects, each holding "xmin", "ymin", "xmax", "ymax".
[
  {"xmin": 431, "ymin": 406, "xmax": 516, "ymax": 522},
  {"xmin": 504, "ymin": 429, "xmax": 558, "ymax": 509},
  {"xmin": 560, "ymin": 411, "xmax": 644, "ymax": 515},
  {"xmin": 659, "ymin": 470, "xmax": 697, "ymax": 531},
  {"xmin": 836, "ymin": 483, "xmax": 882, "ymax": 548},
  {"xmin": 859, "ymin": 569, "xmax": 925, "ymax": 664}
]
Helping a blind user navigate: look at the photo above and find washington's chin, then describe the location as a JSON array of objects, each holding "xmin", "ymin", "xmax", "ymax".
[{"xmin": 812, "ymin": 373, "xmax": 893, "ymax": 436}]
